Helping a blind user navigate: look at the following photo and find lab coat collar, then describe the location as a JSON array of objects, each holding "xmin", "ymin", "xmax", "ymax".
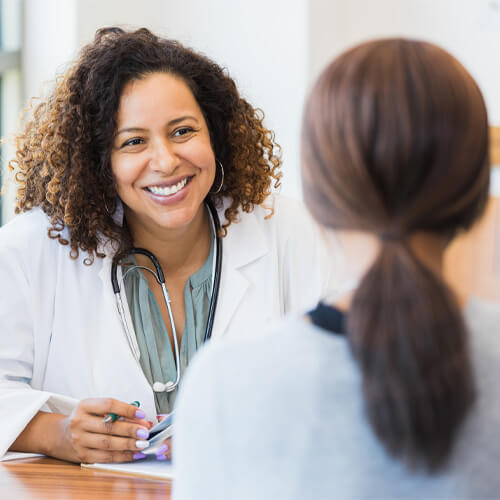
[
  {"xmin": 211, "ymin": 199, "xmax": 269, "ymax": 338},
  {"xmin": 216, "ymin": 199, "xmax": 269, "ymax": 270},
  {"xmin": 97, "ymin": 198, "xmax": 270, "ymax": 337}
]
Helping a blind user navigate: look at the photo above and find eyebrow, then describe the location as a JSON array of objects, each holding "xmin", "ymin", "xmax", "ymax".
[{"xmin": 115, "ymin": 115, "xmax": 200, "ymax": 136}]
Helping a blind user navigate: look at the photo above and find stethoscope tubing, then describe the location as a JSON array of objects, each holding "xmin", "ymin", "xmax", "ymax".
[
  {"xmin": 204, "ymin": 201, "xmax": 223, "ymax": 343},
  {"xmin": 111, "ymin": 200, "xmax": 222, "ymax": 392}
]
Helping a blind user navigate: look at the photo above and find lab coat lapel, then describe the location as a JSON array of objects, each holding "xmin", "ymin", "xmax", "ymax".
[{"xmin": 211, "ymin": 207, "xmax": 268, "ymax": 338}]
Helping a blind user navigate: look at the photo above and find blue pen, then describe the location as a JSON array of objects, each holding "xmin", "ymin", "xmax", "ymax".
[{"xmin": 102, "ymin": 400, "xmax": 140, "ymax": 423}]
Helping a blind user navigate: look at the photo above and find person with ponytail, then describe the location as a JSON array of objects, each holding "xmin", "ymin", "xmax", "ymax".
[{"xmin": 172, "ymin": 39, "xmax": 500, "ymax": 499}]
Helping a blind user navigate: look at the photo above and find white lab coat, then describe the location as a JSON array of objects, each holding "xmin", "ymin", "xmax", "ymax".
[{"xmin": 0, "ymin": 194, "xmax": 340, "ymax": 457}]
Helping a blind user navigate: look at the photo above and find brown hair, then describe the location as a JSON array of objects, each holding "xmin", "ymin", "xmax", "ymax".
[
  {"xmin": 302, "ymin": 39, "xmax": 489, "ymax": 470},
  {"xmin": 11, "ymin": 27, "xmax": 282, "ymax": 263}
]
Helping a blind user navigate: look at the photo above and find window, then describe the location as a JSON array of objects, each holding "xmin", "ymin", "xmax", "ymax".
[{"xmin": 0, "ymin": 0, "xmax": 22, "ymax": 225}]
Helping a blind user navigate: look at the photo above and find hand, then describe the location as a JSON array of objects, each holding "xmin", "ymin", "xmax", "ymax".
[
  {"xmin": 133, "ymin": 437, "xmax": 172, "ymax": 462},
  {"xmin": 51, "ymin": 398, "xmax": 152, "ymax": 463}
]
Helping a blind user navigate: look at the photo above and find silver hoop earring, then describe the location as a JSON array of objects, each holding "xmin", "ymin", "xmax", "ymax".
[{"xmin": 210, "ymin": 160, "xmax": 225, "ymax": 194}]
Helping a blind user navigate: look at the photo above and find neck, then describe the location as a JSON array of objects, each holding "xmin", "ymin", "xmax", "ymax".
[
  {"xmin": 124, "ymin": 204, "xmax": 211, "ymax": 276},
  {"xmin": 329, "ymin": 230, "xmax": 464, "ymax": 310},
  {"xmin": 409, "ymin": 232, "xmax": 446, "ymax": 277}
]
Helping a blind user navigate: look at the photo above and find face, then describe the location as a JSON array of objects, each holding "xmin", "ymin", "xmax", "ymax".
[{"xmin": 111, "ymin": 72, "xmax": 216, "ymax": 235}]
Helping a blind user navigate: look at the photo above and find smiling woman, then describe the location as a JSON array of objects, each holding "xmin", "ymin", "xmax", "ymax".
[{"xmin": 0, "ymin": 27, "xmax": 339, "ymax": 464}]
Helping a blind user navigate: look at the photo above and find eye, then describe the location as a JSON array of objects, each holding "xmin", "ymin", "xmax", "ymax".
[
  {"xmin": 122, "ymin": 137, "xmax": 144, "ymax": 148},
  {"xmin": 173, "ymin": 127, "xmax": 196, "ymax": 138}
]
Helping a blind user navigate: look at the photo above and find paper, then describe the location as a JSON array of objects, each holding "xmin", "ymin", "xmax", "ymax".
[
  {"xmin": 0, "ymin": 451, "xmax": 44, "ymax": 462},
  {"xmin": 81, "ymin": 455, "xmax": 174, "ymax": 480}
]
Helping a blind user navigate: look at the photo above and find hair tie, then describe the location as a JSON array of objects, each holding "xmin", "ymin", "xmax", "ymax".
[{"xmin": 379, "ymin": 229, "xmax": 404, "ymax": 242}]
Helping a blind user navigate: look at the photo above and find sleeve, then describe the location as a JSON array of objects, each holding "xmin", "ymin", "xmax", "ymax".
[
  {"xmin": 0, "ymin": 225, "xmax": 77, "ymax": 458},
  {"xmin": 274, "ymin": 196, "xmax": 347, "ymax": 314},
  {"xmin": 172, "ymin": 343, "xmax": 225, "ymax": 500}
]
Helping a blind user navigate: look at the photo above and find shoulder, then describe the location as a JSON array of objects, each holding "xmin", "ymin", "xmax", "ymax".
[
  {"xmin": 254, "ymin": 193, "xmax": 316, "ymax": 230},
  {"xmin": 182, "ymin": 314, "xmax": 350, "ymax": 396},
  {"xmin": 465, "ymin": 296, "xmax": 500, "ymax": 362},
  {"xmin": 0, "ymin": 208, "xmax": 55, "ymax": 253},
  {"xmin": 219, "ymin": 193, "xmax": 319, "ymax": 240},
  {"xmin": 0, "ymin": 208, "xmax": 99, "ymax": 271}
]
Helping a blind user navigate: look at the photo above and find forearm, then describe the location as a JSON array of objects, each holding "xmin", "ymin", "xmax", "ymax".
[{"xmin": 9, "ymin": 411, "xmax": 67, "ymax": 458}]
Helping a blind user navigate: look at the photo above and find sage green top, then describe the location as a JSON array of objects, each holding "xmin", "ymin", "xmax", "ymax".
[{"xmin": 123, "ymin": 237, "xmax": 214, "ymax": 414}]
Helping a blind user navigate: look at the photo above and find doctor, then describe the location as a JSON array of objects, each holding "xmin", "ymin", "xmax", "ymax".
[{"xmin": 0, "ymin": 28, "xmax": 337, "ymax": 463}]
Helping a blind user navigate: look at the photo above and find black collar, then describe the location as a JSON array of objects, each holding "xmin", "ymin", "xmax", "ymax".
[{"xmin": 308, "ymin": 302, "xmax": 346, "ymax": 335}]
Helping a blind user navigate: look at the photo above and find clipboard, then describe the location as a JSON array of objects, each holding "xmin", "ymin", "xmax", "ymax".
[{"xmin": 142, "ymin": 411, "xmax": 174, "ymax": 455}]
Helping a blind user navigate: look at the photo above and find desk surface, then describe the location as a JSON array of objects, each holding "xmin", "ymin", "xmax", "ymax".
[{"xmin": 0, "ymin": 457, "xmax": 172, "ymax": 500}]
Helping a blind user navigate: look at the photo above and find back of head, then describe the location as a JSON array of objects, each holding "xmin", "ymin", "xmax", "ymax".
[{"xmin": 302, "ymin": 39, "xmax": 490, "ymax": 470}]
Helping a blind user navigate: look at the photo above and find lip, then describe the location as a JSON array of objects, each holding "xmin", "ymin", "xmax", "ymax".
[{"xmin": 143, "ymin": 175, "xmax": 193, "ymax": 206}]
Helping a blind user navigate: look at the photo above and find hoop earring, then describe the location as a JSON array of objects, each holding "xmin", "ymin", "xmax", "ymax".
[{"xmin": 210, "ymin": 160, "xmax": 225, "ymax": 194}]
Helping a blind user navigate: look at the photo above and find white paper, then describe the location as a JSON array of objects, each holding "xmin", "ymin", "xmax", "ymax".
[
  {"xmin": 82, "ymin": 455, "xmax": 174, "ymax": 480},
  {"xmin": 0, "ymin": 451, "xmax": 44, "ymax": 462}
]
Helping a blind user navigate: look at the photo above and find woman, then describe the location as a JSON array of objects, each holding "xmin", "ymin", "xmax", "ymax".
[
  {"xmin": 173, "ymin": 39, "xmax": 500, "ymax": 499},
  {"xmin": 0, "ymin": 28, "xmax": 336, "ymax": 463}
]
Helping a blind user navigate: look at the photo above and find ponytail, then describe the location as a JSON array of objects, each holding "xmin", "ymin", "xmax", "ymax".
[{"xmin": 347, "ymin": 240, "xmax": 475, "ymax": 470}]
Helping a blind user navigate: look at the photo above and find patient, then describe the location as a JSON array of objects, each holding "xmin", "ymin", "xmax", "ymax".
[{"xmin": 172, "ymin": 39, "xmax": 500, "ymax": 499}]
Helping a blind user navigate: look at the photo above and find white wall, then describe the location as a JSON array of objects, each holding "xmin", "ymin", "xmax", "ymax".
[
  {"xmin": 309, "ymin": 0, "xmax": 500, "ymax": 124},
  {"xmin": 23, "ymin": 0, "xmax": 77, "ymax": 101}
]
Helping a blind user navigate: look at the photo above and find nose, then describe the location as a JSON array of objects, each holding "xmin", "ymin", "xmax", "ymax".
[{"xmin": 150, "ymin": 137, "xmax": 178, "ymax": 174}]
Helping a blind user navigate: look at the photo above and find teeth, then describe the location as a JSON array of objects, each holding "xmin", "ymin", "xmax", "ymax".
[{"xmin": 148, "ymin": 178, "xmax": 188, "ymax": 196}]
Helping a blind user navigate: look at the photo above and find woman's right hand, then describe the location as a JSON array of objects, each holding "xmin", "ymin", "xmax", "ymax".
[{"xmin": 50, "ymin": 398, "xmax": 152, "ymax": 463}]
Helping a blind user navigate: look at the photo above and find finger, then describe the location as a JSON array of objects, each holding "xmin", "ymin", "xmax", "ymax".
[
  {"xmin": 80, "ymin": 432, "xmax": 149, "ymax": 452},
  {"xmin": 120, "ymin": 417, "xmax": 154, "ymax": 428},
  {"xmin": 80, "ymin": 415, "xmax": 150, "ymax": 440},
  {"xmin": 81, "ymin": 398, "xmax": 146, "ymax": 421},
  {"xmin": 156, "ymin": 448, "xmax": 172, "ymax": 461},
  {"xmin": 80, "ymin": 449, "xmax": 135, "ymax": 464},
  {"xmin": 155, "ymin": 440, "xmax": 171, "ymax": 460}
]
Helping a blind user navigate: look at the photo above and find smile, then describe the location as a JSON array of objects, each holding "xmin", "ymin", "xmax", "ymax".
[{"xmin": 145, "ymin": 176, "xmax": 193, "ymax": 196}]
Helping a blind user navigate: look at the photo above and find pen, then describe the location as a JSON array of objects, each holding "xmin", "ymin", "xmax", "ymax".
[{"xmin": 102, "ymin": 400, "xmax": 141, "ymax": 423}]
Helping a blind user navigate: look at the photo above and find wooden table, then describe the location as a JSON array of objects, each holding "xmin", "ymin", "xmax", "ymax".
[{"xmin": 0, "ymin": 457, "xmax": 172, "ymax": 499}]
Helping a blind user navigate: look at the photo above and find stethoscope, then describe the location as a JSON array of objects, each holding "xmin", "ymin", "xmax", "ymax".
[{"xmin": 111, "ymin": 201, "xmax": 222, "ymax": 393}]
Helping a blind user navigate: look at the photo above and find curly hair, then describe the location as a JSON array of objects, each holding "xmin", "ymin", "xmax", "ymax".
[{"xmin": 11, "ymin": 27, "xmax": 282, "ymax": 263}]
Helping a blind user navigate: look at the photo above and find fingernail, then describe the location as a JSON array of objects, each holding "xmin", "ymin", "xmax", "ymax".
[
  {"xmin": 133, "ymin": 452, "xmax": 146, "ymax": 460},
  {"xmin": 136, "ymin": 428, "xmax": 149, "ymax": 439},
  {"xmin": 135, "ymin": 440, "xmax": 149, "ymax": 449},
  {"xmin": 156, "ymin": 443, "xmax": 168, "ymax": 454},
  {"xmin": 135, "ymin": 410, "xmax": 146, "ymax": 419},
  {"xmin": 156, "ymin": 454, "xmax": 167, "ymax": 461}
]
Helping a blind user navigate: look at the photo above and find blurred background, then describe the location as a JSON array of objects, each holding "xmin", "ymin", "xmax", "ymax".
[{"xmin": 1, "ymin": 0, "xmax": 499, "ymax": 298}]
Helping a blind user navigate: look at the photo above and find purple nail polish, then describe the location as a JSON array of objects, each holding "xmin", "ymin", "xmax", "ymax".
[
  {"xmin": 156, "ymin": 454, "xmax": 167, "ymax": 461},
  {"xmin": 156, "ymin": 443, "xmax": 168, "ymax": 454},
  {"xmin": 136, "ymin": 428, "xmax": 149, "ymax": 439},
  {"xmin": 135, "ymin": 410, "xmax": 146, "ymax": 419},
  {"xmin": 133, "ymin": 453, "xmax": 146, "ymax": 460}
]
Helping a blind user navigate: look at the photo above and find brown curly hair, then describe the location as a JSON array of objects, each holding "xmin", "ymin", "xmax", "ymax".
[{"xmin": 11, "ymin": 27, "xmax": 282, "ymax": 263}]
